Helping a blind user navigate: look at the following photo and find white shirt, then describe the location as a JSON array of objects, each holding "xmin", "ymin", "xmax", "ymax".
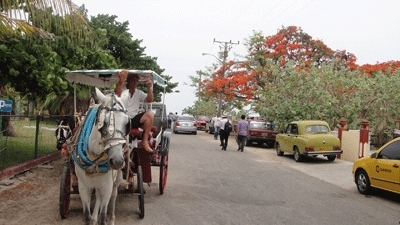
[
  {"xmin": 212, "ymin": 116, "xmax": 222, "ymax": 128},
  {"xmin": 120, "ymin": 89, "xmax": 147, "ymax": 118},
  {"xmin": 220, "ymin": 118, "xmax": 228, "ymax": 130}
]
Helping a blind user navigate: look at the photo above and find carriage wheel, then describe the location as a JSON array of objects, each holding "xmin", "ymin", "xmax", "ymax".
[
  {"xmin": 159, "ymin": 155, "xmax": 168, "ymax": 195},
  {"xmin": 59, "ymin": 165, "xmax": 71, "ymax": 219},
  {"xmin": 137, "ymin": 166, "xmax": 145, "ymax": 219}
]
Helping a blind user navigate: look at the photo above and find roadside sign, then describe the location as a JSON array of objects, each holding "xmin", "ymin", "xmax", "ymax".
[{"xmin": 0, "ymin": 98, "xmax": 13, "ymax": 113}]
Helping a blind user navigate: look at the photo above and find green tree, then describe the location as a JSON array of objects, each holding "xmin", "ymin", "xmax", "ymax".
[
  {"xmin": 0, "ymin": 0, "xmax": 91, "ymax": 41},
  {"xmin": 254, "ymin": 59, "xmax": 400, "ymax": 146},
  {"xmin": 0, "ymin": 6, "xmax": 117, "ymax": 114},
  {"xmin": 89, "ymin": 14, "xmax": 178, "ymax": 102},
  {"xmin": 182, "ymin": 100, "xmax": 217, "ymax": 117}
]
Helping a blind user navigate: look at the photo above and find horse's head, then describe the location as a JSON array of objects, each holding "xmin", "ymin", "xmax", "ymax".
[
  {"xmin": 55, "ymin": 116, "xmax": 74, "ymax": 150},
  {"xmin": 95, "ymin": 87, "xmax": 129, "ymax": 170}
]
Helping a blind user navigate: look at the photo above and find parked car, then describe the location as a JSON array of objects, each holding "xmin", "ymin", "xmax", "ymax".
[
  {"xmin": 173, "ymin": 115, "xmax": 197, "ymax": 135},
  {"xmin": 205, "ymin": 120, "xmax": 215, "ymax": 134},
  {"xmin": 196, "ymin": 116, "xmax": 211, "ymax": 131},
  {"xmin": 245, "ymin": 120, "xmax": 278, "ymax": 148},
  {"xmin": 275, "ymin": 120, "xmax": 342, "ymax": 162},
  {"xmin": 352, "ymin": 137, "xmax": 400, "ymax": 195}
]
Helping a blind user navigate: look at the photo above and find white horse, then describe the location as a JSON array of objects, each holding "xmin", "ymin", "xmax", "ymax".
[{"xmin": 73, "ymin": 87, "xmax": 129, "ymax": 225}]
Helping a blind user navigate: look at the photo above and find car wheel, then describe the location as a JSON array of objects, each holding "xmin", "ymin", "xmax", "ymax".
[
  {"xmin": 194, "ymin": 131, "xmax": 197, "ymax": 135},
  {"xmin": 356, "ymin": 170, "xmax": 371, "ymax": 195},
  {"xmin": 275, "ymin": 143, "xmax": 284, "ymax": 156},
  {"xmin": 327, "ymin": 155, "xmax": 336, "ymax": 161},
  {"xmin": 293, "ymin": 147, "xmax": 303, "ymax": 162}
]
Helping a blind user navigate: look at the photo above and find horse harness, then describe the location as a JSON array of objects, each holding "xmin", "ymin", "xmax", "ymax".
[{"xmin": 72, "ymin": 93, "xmax": 128, "ymax": 175}]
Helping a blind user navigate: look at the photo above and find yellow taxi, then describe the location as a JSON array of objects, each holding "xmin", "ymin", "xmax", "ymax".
[{"xmin": 352, "ymin": 137, "xmax": 400, "ymax": 195}]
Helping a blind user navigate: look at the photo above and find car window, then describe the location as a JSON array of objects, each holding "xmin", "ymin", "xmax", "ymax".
[
  {"xmin": 291, "ymin": 125, "xmax": 298, "ymax": 134},
  {"xmin": 285, "ymin": 124, "xmax": 297, "ymax": 134},
  {"xmin": 305, "ymin": 125, "xmax": 329, "ymax": 133},
  {"xmin": 285, "ymin": 124, "xmax": 292, "ymax": 134},
  {"xmin": 198, "ymin": 116, "xmax": 210, "ymax": 121},
  {"xmin": 378, "ymin": 140, "xmax": 400, "ymax": 160},
  {"xmin": 179, "ymin": 116, "xmax": 195, "ymax": 121},
  {"xmin": 250, "ymin": 122, "xmax": 272, "ymax": 129}
]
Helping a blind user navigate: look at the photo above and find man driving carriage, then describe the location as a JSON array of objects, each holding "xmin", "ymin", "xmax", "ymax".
[{"xmin": 114, "ymin": 70, "xmax": 155, "ymax": 153}]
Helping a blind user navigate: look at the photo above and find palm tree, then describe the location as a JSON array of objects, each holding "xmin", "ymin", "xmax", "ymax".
[
  {"xmin": 0, "ymin": 0, "xmax": 91, "ymax": 136},
  {"xmin": 0, "ymin": 0, "xmax": 91, "ymax": 41}
]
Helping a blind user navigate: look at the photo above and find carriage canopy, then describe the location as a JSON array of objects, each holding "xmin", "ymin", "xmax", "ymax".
[
  {"xmin": 65, "ymin": 69, "xmax": 168, "ymax": 115},
  {"xmin": 65, "ymin": 69, "xmax": 167, "ymax": 88}
]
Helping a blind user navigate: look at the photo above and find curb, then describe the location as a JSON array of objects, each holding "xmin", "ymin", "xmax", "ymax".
[{"xmin": 0, "ymin": 151, "xmax": 61, "ymax": 181}]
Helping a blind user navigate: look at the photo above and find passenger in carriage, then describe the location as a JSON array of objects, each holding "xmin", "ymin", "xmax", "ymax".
[{"xmin": 115, "ymin": 70, "xmax": 154, "ymax": 153}]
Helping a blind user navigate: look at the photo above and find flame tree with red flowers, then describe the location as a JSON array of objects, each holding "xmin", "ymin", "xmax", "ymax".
[{"xmin": 195, "ymin": 26, "xmax": 400, "ymax": 146}]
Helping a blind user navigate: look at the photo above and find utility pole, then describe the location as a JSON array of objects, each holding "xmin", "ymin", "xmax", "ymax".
[
  {"xmin": 198, "ymin": 72, "xmax": 201, "ymax": 101},
  {"xmin": 213, "ymin": 38, "xmax": 239, "ymax": 116}
]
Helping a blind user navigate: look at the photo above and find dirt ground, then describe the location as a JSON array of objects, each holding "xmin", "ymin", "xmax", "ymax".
[{"xmin": 0, "ymin": 158, "xmax": 67, "ymax": 225}]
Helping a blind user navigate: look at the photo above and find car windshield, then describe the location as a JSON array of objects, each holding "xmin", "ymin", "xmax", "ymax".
[
  {"xmin": 179, "ymin": 116, "xmax": 195, "ymax": 121},
  {"xmin": 250, "ymin": 122, "xmax": 273, "ymax": 129},
  {"xmin": 197, "ymin": 116, "xmax": 211, "ymax": 121},
  {"xmin": 305, "ymin": 125, "xmax": 329, "ymax": 133}
]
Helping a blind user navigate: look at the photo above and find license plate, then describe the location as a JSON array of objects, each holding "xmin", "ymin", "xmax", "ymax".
[
  {"xmin": 320, "ymin": 146, "xmax": 328, "ymax": 151},
  {"xmin": 261, "ymin": 133, "xmax": 269, "ymax": 137},
  {"xmin": 182, "ymin": 123, "xmax": 188, "ymax": 127}
]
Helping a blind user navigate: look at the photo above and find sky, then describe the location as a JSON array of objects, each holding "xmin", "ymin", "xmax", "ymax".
[{"xmin": 72, "ymin": 0, "xmax": 400, "ymax": 114}]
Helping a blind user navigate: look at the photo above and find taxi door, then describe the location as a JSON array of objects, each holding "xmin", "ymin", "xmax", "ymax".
[{"xmin": 369, "ymin": 141, "xmax": 400, "ymax": 193}]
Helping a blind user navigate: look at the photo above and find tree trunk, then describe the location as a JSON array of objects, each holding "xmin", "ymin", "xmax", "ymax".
[{"xmin": 1, "ymin": 115, "xmax": 17, "ymax": 137}]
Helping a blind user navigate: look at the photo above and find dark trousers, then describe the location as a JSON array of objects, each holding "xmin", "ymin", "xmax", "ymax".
[
  {"xmin": 219, "ymin": 130, "xmax": 229, "ymax": 150},
  {"xmin": 167, "ymin": 119, "xmax": 172, "ymax": 128},
  {"xmin": 237, "ymin": 135, "xmax": 247, "ymax": 151}
]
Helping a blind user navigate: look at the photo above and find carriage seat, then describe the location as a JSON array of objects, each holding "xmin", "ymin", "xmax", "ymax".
[{"xmin": 129, "ymin": 126, "xmax": 158, "ymax": 149}]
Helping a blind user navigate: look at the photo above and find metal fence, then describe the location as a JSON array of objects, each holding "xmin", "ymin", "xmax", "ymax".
[{"xmin": 0, "ymin": 115, "xmax": 70, "ymax": 172}]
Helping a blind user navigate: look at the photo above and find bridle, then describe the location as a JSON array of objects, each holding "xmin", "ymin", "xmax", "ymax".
[
  {"xmin": 95, "ymin": 92, "xmax": 129, "ymax": 161},
  {"xmin": 73, "ymin": 93, "xmax": 129, "ymax": 174}
]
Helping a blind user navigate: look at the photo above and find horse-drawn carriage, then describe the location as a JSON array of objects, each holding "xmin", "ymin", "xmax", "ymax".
[{"xmin": 58, "ymin": 69, "xmax": 171, "ymax": 224}]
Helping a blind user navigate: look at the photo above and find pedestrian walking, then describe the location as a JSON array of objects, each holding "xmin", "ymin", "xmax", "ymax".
[
  {"xmin": 212, "ymin": 113, "xmax": 222, "ymax": 140},
  {"xmin": 219, "ymin": 115, "xmax": 232, "ymax": 150},
  {"xmin": 171, "ymin": 112, "xmax": 178, "ymax": 129},
  {"xmin": 167, "ymin": 112, "xmax": 173, "ymax": 128},
  {"xmin": 236, "ymin": 115, "xmax": 249, "ymax": 152}
]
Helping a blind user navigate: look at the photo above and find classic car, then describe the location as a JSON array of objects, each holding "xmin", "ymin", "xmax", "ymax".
[
  {"xmin": 245, "ymin": 120, "xmax": 278, "ymax": 148},
  {"xmin": 196, "ymin": 115, "xmax": 211, "ymax": 131},
  {"xmin": 275, "ymin": 120, "xmax": 342, "ymax": 162},
  {"xmin": 353, "ymin": 137, "xmax": 400, "ymax": 195}
]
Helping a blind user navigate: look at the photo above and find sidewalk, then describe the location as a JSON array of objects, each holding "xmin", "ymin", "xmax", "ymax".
[{"xmin": 288, "ymin": 157, "xmax": 355, "ymax": 191}]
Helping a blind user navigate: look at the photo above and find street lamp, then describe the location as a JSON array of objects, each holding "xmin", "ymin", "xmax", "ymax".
[
  {"xmin": 202, "ymin": 53, "xmax": 222, "ymax": 63},
  {"xmin": 202, "ymin": 52, "xmax": 226, "ymax": 116}
]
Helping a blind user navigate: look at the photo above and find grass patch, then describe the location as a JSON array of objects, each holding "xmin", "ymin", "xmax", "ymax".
[{"xmin": 0, "ymin": 117, "xmax": 59, "ymax": 169}]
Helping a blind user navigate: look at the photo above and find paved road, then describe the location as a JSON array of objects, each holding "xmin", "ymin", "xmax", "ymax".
[
  {"xmin": 1, "ymin": 130, "xmax": 399, "ymax": 225},
  {"xmin": 204, "ymin": 131, "xmax": 357, "ymax": 191}
]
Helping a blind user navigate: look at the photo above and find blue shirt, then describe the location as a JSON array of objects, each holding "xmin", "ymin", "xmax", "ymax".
[{"xmin": 237, "ymin": 119, "xmax": 249, "ymax": 136}]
